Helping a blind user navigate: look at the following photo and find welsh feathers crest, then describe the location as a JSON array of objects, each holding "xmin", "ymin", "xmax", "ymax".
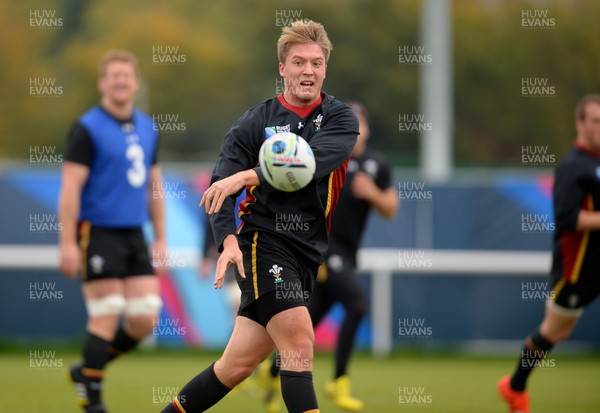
[{"xmin": 269, "ymin": 264, "xmax": 284, "ymax": 283}]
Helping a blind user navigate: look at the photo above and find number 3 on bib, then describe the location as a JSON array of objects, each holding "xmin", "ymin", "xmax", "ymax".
[{"xmin": 126, "ymin": 143, "xmax": 146, "ymax": 187}]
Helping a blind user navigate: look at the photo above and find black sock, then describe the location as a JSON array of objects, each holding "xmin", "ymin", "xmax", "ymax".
[
  {"xmin": 335, "ymin": 306, "xmax": 365, "ymax": 379},
  {"xmin": 161, "ymin": 362, "xmax": 231, "ymax": 413},
  {"xmin": 82, "ymin": 333, "xmax": 111, "ymax": 405},
  {"xmin": 108, "ymin": 325, "xmax": 139, "ymax": 361},
  {"xmin": 270, "ymin": 352, "xmax": 280, "ymax": 378},
  {"xmin": 510, "ymin": 329, "xmax": 554, "ymax": 391},
  {"xmin": 280, "ymin": 370, "xmax": 319, "ymax": 413}
]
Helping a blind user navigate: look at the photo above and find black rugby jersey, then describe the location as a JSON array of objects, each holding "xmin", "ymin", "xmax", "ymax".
[
  {"xmin": 327, "ymin": 147, "xmax": 393, "ymax": 265},
  {"xmin": 551, "ymin": 142, "xmax": 600, "ymax": 286},
  {"xmin": 209, "ymin": 92, "xmax": 359, "ymax": 265}
]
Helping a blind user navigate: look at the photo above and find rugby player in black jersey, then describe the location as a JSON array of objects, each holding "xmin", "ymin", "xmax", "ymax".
[
  {"xmin": 161, "ymin": 20, "xmax": 358, "ymax": 413},
  {"xmin": 498, "ymin": 94, "xmax": 600, "ymax": 413},
  {"xmin": 258, "ymin": 102, "xmax": 398, "ymax": 413}
]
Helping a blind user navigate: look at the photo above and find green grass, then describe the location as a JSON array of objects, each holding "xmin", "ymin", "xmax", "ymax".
[{"xmin": 2, "ymin": 350, "xmax": 599, "ymax": 413}]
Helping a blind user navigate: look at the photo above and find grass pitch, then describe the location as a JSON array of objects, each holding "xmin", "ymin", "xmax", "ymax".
[{"xmin": 2, "ymin": 349, "xmax": 599, "ymax": 413}]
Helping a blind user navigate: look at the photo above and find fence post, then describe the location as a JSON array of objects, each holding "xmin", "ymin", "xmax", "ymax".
[{"xmin": 371, "ymin": 270, "xmax": 393, "ymax": 356}]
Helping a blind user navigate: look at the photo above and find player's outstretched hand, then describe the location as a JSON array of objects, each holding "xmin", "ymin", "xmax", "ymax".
[
  {"xmin": 214, "ymin": 235, "xmax": 245, "ymax": 289},
  {"xmin": 200, "ymin": 170, "xmax": 259, "ymax": 215},
  {"xmin": 59, "ymin": 242, "xmax": 81, "ymax": 279},
  {"xmin": 200, "ymin": 174, "xmax": 242, "ymax": 215}
]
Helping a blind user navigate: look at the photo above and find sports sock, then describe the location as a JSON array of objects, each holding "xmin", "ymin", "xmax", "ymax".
[
  {"xmin": 280, "ymin": 370, "xmax": 319, "ymax": 413},
  {"xmin": 82, "ymin": 332, "xmax": 111, "ymax": 405},
  {"xmin": 510, "ymin": 328, "xmax": 554, "ymax": 391},
  {"xmin": 108, "ymin": 325, "xmax": 139, "ymax": 361},
  {"xmin": 334, "ymin": 307, "xmax": 364, "ymax": 378},
  {"xmin": 161, "ymin": 363, "xmax": 231, "ymax": 413}
]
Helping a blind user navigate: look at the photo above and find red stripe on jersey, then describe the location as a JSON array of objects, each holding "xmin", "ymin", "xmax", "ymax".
[
  {"xmin": 560, "ymin": 194, "xmax": 593, "ymax": 282},
  {"xmin": 325, "ymin": 159, "xmax": 349, "ymax": 234},
  {"xmin": 560, "ymin": 232, "xmax": 584, "ymax": 283},
  {"xmin": 277, "ymin": 94, "xmax": 322, "ymax": 119},
  {"xmin": 172, "ymin": 397, "xmax": 187, "ymax": 413},
  {"xmin": 237, "ymin": 185, "xmax": 257, "ymax": 233}
]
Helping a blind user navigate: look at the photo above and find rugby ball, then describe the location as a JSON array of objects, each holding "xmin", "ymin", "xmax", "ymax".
[{"xmin": 259, "ymin": 132, "xmax": 316, "ymax": 192}]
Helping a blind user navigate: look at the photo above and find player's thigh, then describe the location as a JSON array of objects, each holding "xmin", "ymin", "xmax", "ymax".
[
  {"xmin": 267, "ymin": 306, "xmax": 314, "ymax": 351},
  {"xmin": 123, "ymin": 275, "xmax": 159, "ymax": 298},
  {"xmin": 218, "ymin": 316, "xmax": 275, "ymax": 369},
  {"xmin": 82, "ymin": 278, "xmax": 124, "ymax": 300}
]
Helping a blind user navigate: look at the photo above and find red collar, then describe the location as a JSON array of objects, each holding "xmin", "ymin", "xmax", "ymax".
[
  {"xmin": 574, "ymin": 140, "xmax": 600, "ymax": 159},
  {"xmin": 277, "ymin": 93, "xmax": 322, "ymax": 118}
]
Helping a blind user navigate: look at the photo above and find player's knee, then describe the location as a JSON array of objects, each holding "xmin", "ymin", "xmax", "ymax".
[
  {"xmin": 217, "ymin": 359, "xmax": 257, "ymax": 387},
  {"xmin": 123, "ymin": 295, "xmax": 163, "ymax": 334},
  {"xmin": 233, "ymin": 364, "xmax": 256, "ymax": 384},
  {"xmin": 547, "ymin": 326, "xmax": 573, "ymax": 343},
  {"xmin": 86, "ymin": 294, "xmax": 127, "ymax": 317},
  {"xmin": 124, "ymin": 294, "xmax": 163, "ymax": 317},
  {"xmin": 285, "ymin": 335, "xmax": 314, "ymax": 363}
]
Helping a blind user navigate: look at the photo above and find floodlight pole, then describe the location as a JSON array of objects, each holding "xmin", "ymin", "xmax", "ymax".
[{"xmin": 419, "ymin": 0, "xmax": 453, "ymax": 182}]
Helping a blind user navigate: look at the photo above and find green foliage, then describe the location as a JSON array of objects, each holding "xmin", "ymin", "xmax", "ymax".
[{"xmin": 1, "ymin": 0, "xmax": 599, "ymax": 166}]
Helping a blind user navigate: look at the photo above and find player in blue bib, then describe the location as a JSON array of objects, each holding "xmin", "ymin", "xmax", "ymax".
[{"xmin": 58, "ymin": 50, "xmax": 166, "ymax": 413}]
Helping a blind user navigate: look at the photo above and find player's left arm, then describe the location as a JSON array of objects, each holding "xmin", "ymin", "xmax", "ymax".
[
  {"xmin": 351, "ymin": 172, "xmax": 399, "ymax": 219},
  {"xmin": 575, "ymin": 210, "xmax": 600, "ymax": 230},
  {"xmin": 309, "ymin": 103, "xmax": 359, "ymax": 179},
  {"xmin": 148, "ymin": 164, "xmax": 167, "ymax": 274}
]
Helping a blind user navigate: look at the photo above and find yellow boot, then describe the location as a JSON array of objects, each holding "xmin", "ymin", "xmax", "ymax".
[
  {"xmin": 325, "ymin": 375, "xmax": 364, "ymax": 411},
  {"xmin": 256, "ymin": 360, "xmax": 282, "ymax": 413}
]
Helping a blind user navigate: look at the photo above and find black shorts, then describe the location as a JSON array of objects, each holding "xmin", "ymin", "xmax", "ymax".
[
  {"xmin": 550, "ymin": 268, "xmax": 600, "ymax": 311},
  {"xmin": 78, "ymin": 221, "xmax": 154, "ymax": 282},
  {"xmin": 235, "ymin": 230, "xmax": 319, "ymax": 327}
]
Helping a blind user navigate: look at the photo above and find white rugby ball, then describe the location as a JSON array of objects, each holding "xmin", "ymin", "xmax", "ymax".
[{"xmin": 259, "ymin": 132, "xmax": 316, "ymax": 192}]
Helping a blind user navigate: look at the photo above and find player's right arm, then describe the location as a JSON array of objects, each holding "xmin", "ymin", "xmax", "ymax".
[
  {"xmin": 201, "ymin": 109, "xmax": 262, "ymax": 287},
  {"xmin": 58, "ymin": 161, "xmax": 89, "ymax": 278},
  {"xmin": 58, "ymin": 123, "xmax": 92, "ymax": 279}
]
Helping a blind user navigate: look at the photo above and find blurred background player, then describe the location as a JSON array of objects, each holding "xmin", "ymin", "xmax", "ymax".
[
  {"xmin": 58, "ymin": 50, "xmax": 165, "ymax": 413},
  {"xmin": 497, "ymin": 94, "xmax": 600, "ymax": 413},
  {"xmin": 161, "ymin": 20, "xmax": 358, "ymax": 413},
  {"xmin": 259, "ymin": 102, "xmax": 399, "ymax": 412}
]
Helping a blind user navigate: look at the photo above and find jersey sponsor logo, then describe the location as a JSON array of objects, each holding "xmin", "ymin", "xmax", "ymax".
[{"xmin": 265, "ymin": 125, "xmax": 291, "ymax": 138}]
